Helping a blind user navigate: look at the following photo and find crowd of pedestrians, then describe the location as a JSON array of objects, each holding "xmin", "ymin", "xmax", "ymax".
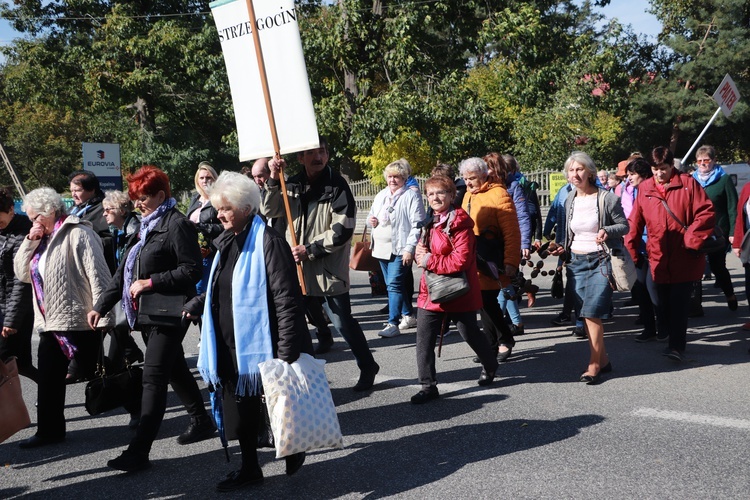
[{"xmin": 3, "ymin": 139, "xmax": 749, "ymax": 493}]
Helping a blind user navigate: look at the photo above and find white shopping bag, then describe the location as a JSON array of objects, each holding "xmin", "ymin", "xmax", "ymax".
[{"xmin": 259, "ymin": 353, "xmax": 344, "ymax": 458}]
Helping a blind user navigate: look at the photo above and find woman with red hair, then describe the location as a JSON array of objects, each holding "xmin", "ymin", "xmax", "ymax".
[{"xmin": 88, "ymin": 165, "xmax": 214, "ymax": 472}]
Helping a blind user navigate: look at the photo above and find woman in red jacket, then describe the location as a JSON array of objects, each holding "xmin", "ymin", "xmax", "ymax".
[
  {"xmin": 731, "ymin": 181, "xmax": 750, "ymax": 334},
  {"xmin": 625, "ymin": 147, "xmax": 715, "ymax": 362},
  {"xmin": 411, "ymin": 175, "xmax": 499, "ymax": 404}
]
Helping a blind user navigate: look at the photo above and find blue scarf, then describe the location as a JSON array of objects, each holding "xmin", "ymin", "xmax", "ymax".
[
  {"xmin": 197, "ymin": 215, "xmax": 272, "ymax": 397},
  {"xmin": 692, "ymin": 165, "xmax": 725, "ymax": 188},
  {"xmin": 122, "ymin": 198, "xmax": 177, "ymax": 328}
]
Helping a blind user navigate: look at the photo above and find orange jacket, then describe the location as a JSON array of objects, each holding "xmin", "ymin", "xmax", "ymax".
[{"xmin": 462, "ymin": 182, "xmax": 522, "ymax": 289}]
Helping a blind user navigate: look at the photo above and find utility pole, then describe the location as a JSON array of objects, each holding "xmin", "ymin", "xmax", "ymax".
[{"xmin": 0, "ymin": 140, "xmax": 25, "ymax": 197}]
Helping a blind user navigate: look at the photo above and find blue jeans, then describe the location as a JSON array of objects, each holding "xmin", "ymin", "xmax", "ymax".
[
  {"xmin": 321, "ymin": 293, "xmax": 376, "ymax": 370},
  {"xmin": 379, "ymin": 256, "xmax": 413, "ymax": 325},
  {"xmin": 497, "ymin": 284, "xmax": 522, "ymax": 325}
]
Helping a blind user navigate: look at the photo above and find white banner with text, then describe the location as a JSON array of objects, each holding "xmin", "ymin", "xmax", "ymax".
[{"xmin": 210, "ymin": 0, "xmax": 319, "ymax": 161}]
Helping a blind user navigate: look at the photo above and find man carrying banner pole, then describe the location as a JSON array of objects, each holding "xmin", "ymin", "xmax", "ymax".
[{"xmin": 263, "ymin": 141, "xmax": 380, "ymax": 392}]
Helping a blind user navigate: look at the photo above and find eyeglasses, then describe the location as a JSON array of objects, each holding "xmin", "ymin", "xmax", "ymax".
[
  {"xmin": 103, "ymin": 207, "xmax": 116, "ymax": 213},
  {"xmin": 695, "ymin": 158, "xmax": 712, "ymax": 164}
]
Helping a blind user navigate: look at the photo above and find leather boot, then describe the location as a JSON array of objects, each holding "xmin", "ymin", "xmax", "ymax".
[{"xmin": 177, "ymin": 414, "xmax": 216, "ymax": 445}]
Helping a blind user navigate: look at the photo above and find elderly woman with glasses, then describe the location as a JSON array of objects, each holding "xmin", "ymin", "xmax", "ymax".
[
  {"xmin": 13, "ymin": 187, "xmax": 113, "ymax": 448},
  {"xmin": 411, "ymin": 175, "xmax": 499, "ymax": 404},
  {"xmin": 549, "ymin": 152, "xmax": 628, "ymax": 384},
  {"xmin": 183, "ymin": 171, "xmax": 312, "ymax": 491},
  {"xmin": 692, "ymin": 145, "xmax": 738, "ymax": 311}
]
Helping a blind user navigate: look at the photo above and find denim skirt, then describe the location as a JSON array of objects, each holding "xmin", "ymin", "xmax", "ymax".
[{"xmin": 566, "ymin": 251, "xmax": 613, "ymax": 319}]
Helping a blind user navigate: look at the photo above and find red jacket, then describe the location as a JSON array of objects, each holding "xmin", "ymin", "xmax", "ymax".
[
  {"xmin": 417, "ymin": 208, "xmax": 483, "ymax": 313},
  {"xmin": 732, "ymin": 182, "xmax": 750, "ymax": 251},
  {"xmin": 625, "ymin": 171, "xmax": 715, "ymax": 284}
]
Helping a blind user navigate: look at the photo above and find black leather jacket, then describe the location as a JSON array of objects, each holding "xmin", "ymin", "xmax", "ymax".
[{"xmin": 94, "ymin": 207, "xmax": 202, "ymax": 315}]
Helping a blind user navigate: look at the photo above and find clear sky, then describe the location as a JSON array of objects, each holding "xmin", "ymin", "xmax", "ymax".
[
  {"xmin": 598, "ymin": 0, "xmax": 662, "ymax": 39},
  {"xmin": 0, "ymin": 1, "xmax": 662, "ymax": 51}
]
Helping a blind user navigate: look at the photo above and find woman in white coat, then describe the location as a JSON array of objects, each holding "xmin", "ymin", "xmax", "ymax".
[{"xmin": 368, "ymin": 159, "xmax": 425, "ymax": 338}]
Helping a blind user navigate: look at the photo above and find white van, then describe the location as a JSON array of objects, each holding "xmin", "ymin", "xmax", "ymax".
[{"xmin": 723, "ymin": 163, "xmax": 750, "ymax": 191}]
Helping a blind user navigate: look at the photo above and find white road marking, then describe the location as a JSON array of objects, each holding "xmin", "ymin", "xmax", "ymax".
[{"xmin": 633, "ymin": 408, "xmax": 750, "ymax": 430}]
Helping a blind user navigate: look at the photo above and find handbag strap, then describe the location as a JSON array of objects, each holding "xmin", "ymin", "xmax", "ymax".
[
  {"xmin": 659, "ymin": 198, "xmax": 689, "ymax": 231},
  {"xmin": 95, "ymin": 330, "xmax": 107, "ymax": 377},
  {"xmin": 361, "ymin": 224, "xmax": 368, "ymax": 243}
]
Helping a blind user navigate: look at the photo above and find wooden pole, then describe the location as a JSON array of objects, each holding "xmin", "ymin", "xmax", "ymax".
[{"xmin": 244, "ymin": 0, "xmax": 307, "ymax": 294}]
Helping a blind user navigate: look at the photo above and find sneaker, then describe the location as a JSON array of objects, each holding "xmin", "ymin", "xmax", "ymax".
[
  {"xmin": 662, "ymin": 347, "xmax": 684, "ymax": 362},
  {"xmin": 656, "ymin": 331, "xmax": 669, "ymax": 342},
  {"xmin": 410, "ymin": 386, "xmax": 440, "ymax": 404},
  {"xmin": 571, "ymin": 326, "xmax": 587, "ymax": 339},
  {"xmin": 398, "ymin": 315, "xmax": 417, "ymax": 330},
  {"xmin": 551, "ymin": 313, "xmax": 572, "ymax": 326},
  {"xmin": 377, "ymin": 323, "xmax": 400, "ymax": 338},
  {"xmin": 634, "ymin": 331, "xmax": 657, "ymax": 343}
]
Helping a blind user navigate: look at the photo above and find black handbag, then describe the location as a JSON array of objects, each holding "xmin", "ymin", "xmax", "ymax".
[
  {"xmin": 424, "ymin": 270, "xmax": 470, "ymax": 303},
  {"xmin": 84, "ymin": 332, "xmax": 143, "ymax": 416},
  {"xmin": 137, "ymin": 292, "xmax": 187, "ymax": 328}
]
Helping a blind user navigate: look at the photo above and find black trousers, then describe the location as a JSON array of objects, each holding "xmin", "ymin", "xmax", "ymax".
[
  {"xmin": 36, "ymin": 331, "xmax": 97, "ymax": 439},
  {"xmin": 107, "ymin": 327, "xmax": 144, "ymax": 373},
  {"xmin": 415, "ymin": 308, "xmax": 498, "ymax": 390},
  {"xmin": 479, "ymin": 289, "xmax": 515, "ymax": 351},
  {"xmin": 655, "ymin": 281, "xmax": 693, "ymax": 352},
  {"xmin": 305, "ymin": 296, "xmax": 332, "ymax": 343},
  {"xmin": 0, "ymin": 315, "xmax": 38, "ymax": 382},
  {"xmin": 128, "ymin": 324, "xmax": 208, "ymax": 456},
  {"xmin": 706, "ymin": 249, "xmax": 735, "ymax": 297}
]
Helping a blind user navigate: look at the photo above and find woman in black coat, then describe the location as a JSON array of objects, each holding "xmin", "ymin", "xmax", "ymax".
[
  {"xmin": 187, "ymin": 162, "xmax": 223, "ymax": 295},
  {"xmin": 184, "ymin": 171, "xmax": 313, "ymax": 493},
  {"xmin": 88, "ymin": 165, "xmax": 215, "ymax": 472},
  {"xmin": 0, "ymin": 187, "xmax": 37, "ymax": 383}
]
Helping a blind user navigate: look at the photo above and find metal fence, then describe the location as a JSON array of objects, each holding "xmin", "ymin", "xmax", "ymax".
[{"xmin": 350, "ymin": 171, "xmax": 556, "ymax": 225}]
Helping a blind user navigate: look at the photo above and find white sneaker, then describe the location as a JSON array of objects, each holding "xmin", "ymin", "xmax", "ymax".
[
  {"xmin": 377, "ymin": 323, "xmax": 400, "ymax": 338},
  {"xmin": 398, "ymin": 315, "xmax": 417, "ymax": 330}
]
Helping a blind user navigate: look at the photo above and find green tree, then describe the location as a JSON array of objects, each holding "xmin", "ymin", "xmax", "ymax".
[
  {"xmin": 0, "ymin": 0, "xmax": 236, "ymax": 193},
  {"xmin": 638, "ymin": 0, "xmax": 750, "ymax": 160}
]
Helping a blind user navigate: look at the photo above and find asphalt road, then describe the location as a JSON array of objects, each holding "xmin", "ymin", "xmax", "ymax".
[{"xmin": 2, "ymin": 258, "xmax": 750, "ymax": 499}]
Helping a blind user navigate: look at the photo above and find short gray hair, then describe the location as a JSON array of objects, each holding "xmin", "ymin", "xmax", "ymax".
[
  {"xmin": 209, "ymin": 171, "xmax": 260, "ymax": 215},
  {"xmin": 565, "ymin": 151, "xmax": 597, "ymax": 184},
  {"xmin": 103, "ymin": 190, "xmax": 132, "ymax": 214},
  {"xmin": 459, "ymin": 157, "xmax": 488, "ymax": 177},
  {"xmin": 22, "ymin": 187, "xmax": 65, "ymax": 217},
  {"xmin": 383, "ymin": 158, "xmax": 411, "ymax": 180}
]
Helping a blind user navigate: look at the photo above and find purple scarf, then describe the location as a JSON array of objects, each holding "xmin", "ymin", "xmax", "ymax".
[
  {"xmin": 122, "ymin": 198, "xmax": 177, "ymax": 328},
  {"xmin": 30, "ymin": 216, "xmax": 77, "ymax": 360}
]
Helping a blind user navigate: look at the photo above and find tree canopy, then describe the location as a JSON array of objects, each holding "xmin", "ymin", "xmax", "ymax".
[{"xmin": 0, "ymin": 0, "xmax": 748, "ymax": 193}]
